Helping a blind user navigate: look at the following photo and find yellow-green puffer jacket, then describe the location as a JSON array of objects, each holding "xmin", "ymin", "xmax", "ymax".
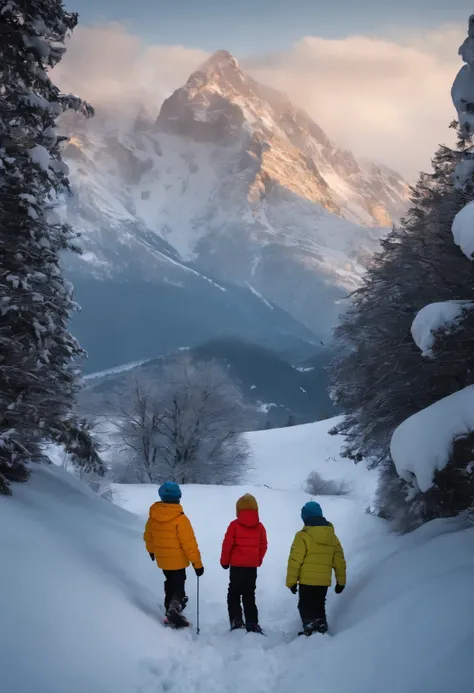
[{"xmin": 286, "ymin": 523, "xmax": 346, "ymax": 587}]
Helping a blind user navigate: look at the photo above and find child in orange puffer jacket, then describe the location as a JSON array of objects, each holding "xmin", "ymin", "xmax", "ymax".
[
  {"xmin": 144, "ymin": 482, "xmax": 203, "ymax": 628},
  {"xmin": 220, "ymin": 493, "xmax": 267, "ymax": 633}
]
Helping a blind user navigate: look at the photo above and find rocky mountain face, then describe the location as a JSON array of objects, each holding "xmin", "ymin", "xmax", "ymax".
[
  {"xmin": 158, "ymin": 50, "xmax": 407, "ymax": 227},
  {"xmin": 59, "ymin": 50, "xmax": 409, "ymax": 369}
]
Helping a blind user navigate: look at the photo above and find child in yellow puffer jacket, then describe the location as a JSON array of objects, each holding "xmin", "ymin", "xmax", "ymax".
[
  {"xmin": 144, "ymin": 482, "xmax": 203, "ymax": 627},
  {"xmin": 286, "ymin": 501, "xmax": 346, "ymax": 636}
]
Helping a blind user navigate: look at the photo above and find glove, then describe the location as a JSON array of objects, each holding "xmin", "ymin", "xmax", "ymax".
[
  {"xmin": 289, "ymin": 584, "xmax": 298, "ymax": 595},
  {"xmin": 194, "ymin": 566, "xmax": 204, "ymax": 577},
  {"xmin": 335, "ymin": 583, "xmax": 345, "ymax": 594},
  {"xmin": 221, "ymin": 564, "xmax": 230, "ymax": 570},
  {"xmin": 149, "ymin": 553, "xmax": 155, "ymax": 562}
]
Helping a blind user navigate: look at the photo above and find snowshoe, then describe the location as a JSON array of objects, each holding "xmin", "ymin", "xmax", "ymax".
[
  {"xmin": 230, "ymin": 620, "xmax": 245, "ymax": 631},
  {"xmin": 246, "ymin": 623, "xmax": 265, "ymax": 635}
]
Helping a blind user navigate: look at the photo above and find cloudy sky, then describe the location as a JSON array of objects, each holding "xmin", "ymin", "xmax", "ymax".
[{"xmin": 58, "ymin": 0, "xmax": 474, "ymax": 179}]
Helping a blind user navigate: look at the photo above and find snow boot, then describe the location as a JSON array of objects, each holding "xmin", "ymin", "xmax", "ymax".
[
  {"xmin": 314, "ymin": 618, "xmax": 328, "ymax": 634},
  {"xmin": 165, "ymin": 599, "xmax": 190, "ymax": 629},
  {"xmin": 299, "ymin": 618, "xmax": 328, "ymax": 637},
  {"xmin": 299, "ymin": 623, "xmax": 314, "ymax": 637},
  {"xmin": 246, "ymin": 623, "xmax": 264, "ymax": 635},
  {"xmin": 230, "ymin": 619, "xmax": 245, "ymax": 631}
]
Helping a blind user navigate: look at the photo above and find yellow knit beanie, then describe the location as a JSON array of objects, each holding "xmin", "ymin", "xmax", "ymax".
[{"xmin": 236, "ymin": 493, "xmax": 258, "ymax": 513}]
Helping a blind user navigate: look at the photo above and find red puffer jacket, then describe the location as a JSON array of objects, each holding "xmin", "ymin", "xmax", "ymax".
[{"xmin": 220, "ymin": 509, "xmax": 268, "ymax": 568}]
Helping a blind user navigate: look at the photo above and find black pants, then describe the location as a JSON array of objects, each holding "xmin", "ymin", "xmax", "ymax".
[
  {"xmin": 227, "ymin": 567, "xmax": 258, "ymax": 625},
  {"xmin": 163, "ymin": 569, "xmax": 186, "ymax": 612},
  {"xmin": 298, "ymin": 585, "xmax": 328, "ymax": 625}
]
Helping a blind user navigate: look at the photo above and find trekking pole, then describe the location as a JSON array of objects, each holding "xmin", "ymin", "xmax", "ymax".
[{"xmin": 196, "ymin": 575, "xmax": 200, "ymax": 635}]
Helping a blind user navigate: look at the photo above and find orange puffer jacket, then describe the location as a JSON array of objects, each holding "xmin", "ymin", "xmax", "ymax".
[{"xmin": 144, "ymin": 502, "xmax": 203, "ymax": 571}]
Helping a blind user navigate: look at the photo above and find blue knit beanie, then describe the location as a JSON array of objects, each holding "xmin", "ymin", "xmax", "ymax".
[
  {"xmin": 158, "ymin": 481, "xmax": 182, "ymax": 503},
  {"xmin": 301, "ymin": 501, "xmax": 323, "ymax": 523}
]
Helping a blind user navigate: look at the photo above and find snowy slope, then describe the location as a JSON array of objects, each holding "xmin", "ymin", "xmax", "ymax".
[
  {"xmin": 59, "ymin": 51, "xmax": 409, "ymax": 337},
  {"xmin": 2, "ymin": 420, "xmax": 472, "ymax": 693},
  {"xmin": 246, "ymin": 417, "xmax": 373, "ymax": 498}
]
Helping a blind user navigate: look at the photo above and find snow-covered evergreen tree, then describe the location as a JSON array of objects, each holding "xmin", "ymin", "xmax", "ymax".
[
  {"xmin": 331, "ymin": 15, "xmax": 474, "ymax": 528},
  {"xmin": 0, "ymin": 0, "xmax": 103, "ymax": 494},
  {"xmin": 331, "ymin": 143, "xmax": 471, "ymax": 455}
]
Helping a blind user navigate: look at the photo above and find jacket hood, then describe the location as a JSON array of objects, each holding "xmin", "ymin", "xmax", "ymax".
[
  {"xmin": 236, "ymin": 494, "xmax": 258, "ymax": 513},
  {"xmin": 303, "ymin": 524, "xmax": 336, "ymax": 547},
  {"xmin": 149, "ymin": 501, "xmax": 183, "ymax": 523},
  {"xmin": 237, "ymin": 508, "xmax": 259, "ymax": 527},
  {"xmin": 304, "ymin": 516, "xmax": 330, "ymax": 527}
]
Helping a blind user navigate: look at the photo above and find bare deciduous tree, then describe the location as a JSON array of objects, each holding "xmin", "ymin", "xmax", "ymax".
[
  {"xmin": 111, "ymin": 382, "xmax": 164, "ymax": 483},
  {"xmin": 111, "ymin": 356, "xmax": 250, "ymax": 485}
]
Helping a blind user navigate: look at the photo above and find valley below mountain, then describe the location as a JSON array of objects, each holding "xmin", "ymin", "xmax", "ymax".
[{"xmin": 79, "ymin": 338, "xmax": 338, "ymax": 430}]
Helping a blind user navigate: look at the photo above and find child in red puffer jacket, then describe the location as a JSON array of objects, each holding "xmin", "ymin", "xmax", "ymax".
[{"xmin": 220, "ymin": 493, "xmax": 268, "ymax": 633}]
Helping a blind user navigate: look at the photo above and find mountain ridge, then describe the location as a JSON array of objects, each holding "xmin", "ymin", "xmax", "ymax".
[{"xmin": 79, "ymin": 337, "xmax": 338, "ymax": 429}]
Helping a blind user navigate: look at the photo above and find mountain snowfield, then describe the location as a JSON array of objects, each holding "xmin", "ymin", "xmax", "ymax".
[
  {"xmin": 59, "ymin": 50, "xmax": 409, "ymax": 340},
  {"xmin": 1, "ymin": 419, "xmax": 473, "ymax": 693}
]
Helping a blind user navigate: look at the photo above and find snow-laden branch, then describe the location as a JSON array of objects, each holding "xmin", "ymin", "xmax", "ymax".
[
  {"xmin": 411, "ymin": 300, "xmax": 474, "ymax": 357},
  {"xmin": 390, "ymin": 385, "xmax": 474, "ymax": 492},
  {"xmin": 452, "ymin": 200, "xmax": 474, "ymax": 259},
  {"xmin": 452, "ymin": 15, "xmax": 474, "ymax": 139}
]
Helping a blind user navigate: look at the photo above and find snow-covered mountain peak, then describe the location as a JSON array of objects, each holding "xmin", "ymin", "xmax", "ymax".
[
  {"xmin": 156, "ymin": 50, "xmax": 409, "ymax": 228},
  {"xmin": 198, "ymin": 49, "xmax": 240, "ymax": 75},
  {"xmin": 59, "ymin": 51, "xmax": 410, "ymax": 345}
]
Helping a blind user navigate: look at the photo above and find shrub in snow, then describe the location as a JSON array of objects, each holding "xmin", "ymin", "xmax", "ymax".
[
  {"xmin": 0, "ymin": 1, "xmax": 102, "ymax": 493},
  {"xmin": 387, "ymin": 427, "xmax": 474, "ymax": 529},
  {"xmin": 391, "ymin": 385, "xmax": 474, "ymax": 490},
  {"xmin": 422, "ymin": 433, "xmax": 474, "ymax": 520},
  {"xmin": 391, "ymin": 311, "xmax": 474, "ymax": 525},
  {"xmin": 305, "ymin": 470, "xmax": 350, "ymax": 497},
  {"xmin": 111, "ymin": 355, "xmax": 250, "ymax": 485}
]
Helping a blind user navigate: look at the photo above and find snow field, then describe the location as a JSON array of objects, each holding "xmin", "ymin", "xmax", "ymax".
[{"xmin": 1, "ymin": 418, "xmax": 473, "ymax": 693}]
